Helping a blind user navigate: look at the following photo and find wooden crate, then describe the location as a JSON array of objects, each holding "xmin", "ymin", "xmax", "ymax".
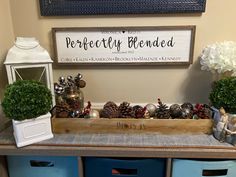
[{"xmin": 52, "ymin": 118, "xmax": 213, "ymax": 134}]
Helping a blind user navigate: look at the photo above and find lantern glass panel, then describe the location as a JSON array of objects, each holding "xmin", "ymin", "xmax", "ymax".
[{"xmin": 14, "ymin": 67, "xmax": 47, "ymax": 86}]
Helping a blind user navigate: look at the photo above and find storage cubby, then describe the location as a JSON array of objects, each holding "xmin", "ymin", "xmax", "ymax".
[
  {"xmin": 7, "ymin": 156, "xmax": 79, "ymax": 177},
  {"xmin": 84, "ymin": 157, "xmax": 166, "ymax": 177},
  {"xmin": 172, "ymin": 159, "xmax": 236, "ymax": 177},
  {"xmin": 3, "ymin": 155, "xmax": 236, "ymax": 177}
]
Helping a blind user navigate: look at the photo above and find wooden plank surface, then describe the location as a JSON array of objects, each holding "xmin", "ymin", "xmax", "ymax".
[{"xmin": 52, "ymin": 118, "xmax": 213, "ymax": 134}]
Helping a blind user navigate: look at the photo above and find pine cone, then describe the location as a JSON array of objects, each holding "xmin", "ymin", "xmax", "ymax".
[
  {"xmin": 118, "ymin": 102, "xmax": 135, "ymax": 118},
  {"xmin": 133, "ymin": 105, "xmax": 146, "ymax": 118},
  {"xmin": 100, "ymin": 101, "xmax": 119, "ymax": 118},
  {"xmin": 155, "ymin": 98, "xmax": 170, "ymax": 119},
  {"xmin": 55, "ymin": 102, "xmax": 71, "ymax": 118},
  {"xmin": 193, "ymin": 104, "xmax": 212, "ymax": 119},
  {"xmin": 104, "ymin": 101, "xmax": 118, "ymax": 109}
]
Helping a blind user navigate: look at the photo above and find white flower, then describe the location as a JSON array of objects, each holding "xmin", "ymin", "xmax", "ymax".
[{"xmin": 200, "ymin": 41, "xmax": 236, "ymax": 76}]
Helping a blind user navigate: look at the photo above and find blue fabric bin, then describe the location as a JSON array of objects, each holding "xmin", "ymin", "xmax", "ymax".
[
  {"xmin": 7, "ymin": 156, "xmax": 79, "ymax": 177},
  {"xmin": 172, "ymin": 159, "xmax": 236, "ymax": 177},
  {"xmin": 84, "ymin": 157, "xmax": 166, "ymax": 177}
]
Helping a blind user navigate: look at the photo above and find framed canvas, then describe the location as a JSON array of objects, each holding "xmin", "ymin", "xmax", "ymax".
[
  {"xmin": 52, "ymin": 26, "xmax": 196, "ymax": 65},
  {"xmin": 39, "ymin": 0, "xmax": 206, "ymax": 16}
]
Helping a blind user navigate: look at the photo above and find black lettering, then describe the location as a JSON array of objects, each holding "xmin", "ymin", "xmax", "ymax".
[
  {"xmin": 66, "ymin": 37, "xmax": 71, "ymax": 48},
  {"xmin": 160, "ymin": 40, "xmax": 166, "ymax": 47},
  {"xmin": 167, "ymin": 37, "xmax": 175, "ymax": 47}
]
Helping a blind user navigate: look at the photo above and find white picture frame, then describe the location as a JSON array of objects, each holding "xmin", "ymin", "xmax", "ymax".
[{"xmin": 52, "ymin": 26, "xmax": 195, "ymax": 65}]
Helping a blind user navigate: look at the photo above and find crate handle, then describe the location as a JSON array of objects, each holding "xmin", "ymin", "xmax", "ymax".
[
  {"xmin": 202, "ymin": 169, "xmax": 228, "ymax": 176},
  {"xmin": 30, "ymin": 160, "xmax": 54, "ymax": 167},
  {"xmin": 112, "ymin": 168, "xmax": 137, "ymax": 176}
]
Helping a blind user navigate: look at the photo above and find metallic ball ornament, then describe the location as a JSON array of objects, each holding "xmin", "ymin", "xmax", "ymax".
[
  {"xmin": 181, "ymin": 102, "xmax": 194, "ymax": 110},
  {"xmin": 59, "ymin": 76, "xmax": 66, "ymax": 85},
  {"xmin": 181, "ymin": 107, "xmax": 193, "ymax": 119},
  {"xmin": 67, "ymin": 75, "xmax": 73, "ymax": 81},
  {"xmin": 144, "ymin": 109, "xmax": 150, "ymax": 119},
  {"xmin": 169, "ymin": 104, "xmax": 182, "ymax": 118},
  {"xmin": 59, "ymin": 76, "xmax": 65, "ymax": 82},
  {"xmin": 74, "ymin": 110, "xmax": 81, "ymax": 117},
  {"xmin": 76, "ymin": 73, "xmax": 83, "ymax": 79},
  {"xmin": 78, "ymin": 80, "xmax": 86, "ymax": 88},
  {"xmin": 69, "ymin": 111, "xmax": 76, "ymax": 118},
  {"xmin": 54, "ymin": 83, "xmax": 64, "ymax": 95},
  {"xmin": 89, "ymin": 109, "xmax": 100, "ymax": 119},
  {"xmin": 145, "ymin": 104, "xmax": 157, "ymax": 117},
  {"xmin": 54, "ymin": 83, "xmax": 59, "ymax": 89}
]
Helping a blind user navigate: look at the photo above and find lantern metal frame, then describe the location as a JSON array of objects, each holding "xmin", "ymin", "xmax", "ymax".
[{"xmin": 4, "ymin": 37, "xmax": 55, "ymax": 105}]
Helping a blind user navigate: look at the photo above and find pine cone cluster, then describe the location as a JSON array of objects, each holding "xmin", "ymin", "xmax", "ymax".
[
  {"xmin": 100, "ymin": 101, "xmax": 119, "ymax": 118},
  {"xmin": 99, "ymin": 100, "xmax": 212, "ymax": 119},
  {"xmin": 155, "ymin": 98, "xmax": 170, "ymax": 119},
  {"xmin": 118, "ymin": 102, "xmax": 135, "ymax": 118}
]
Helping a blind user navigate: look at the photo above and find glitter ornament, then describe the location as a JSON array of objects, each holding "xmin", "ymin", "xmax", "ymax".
[
  {"xmin": 89, "ymin": 109, "xmax": 100, "ymax": 119},
  {"xmin": 59, "ymin": 76, "xmax": 66, "ymax": 87},
  {"xmin": 145, "ymin": 103, "xmax": 157, "ymax": 117},
  {"xmin": 181, "ymin": 107, "xmax": 193, "ymax": 119},
  {"xmin": 169, "ymin": 104, "xmax": 182, "ymax": 118}
]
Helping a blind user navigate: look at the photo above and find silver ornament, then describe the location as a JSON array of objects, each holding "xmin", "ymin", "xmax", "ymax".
[
  {"xmin": 181, "ymin": 107, "xmax": 193, "ymax": 119},
  {"xmin": 89, "ymin": 109, "xmax": 100, "ymax": 119},
  {"xmin": 170, "ymin": 104, "xmax": 182, "ymax": 118},
  {"xmin": 145, "ymin": 104, "xmax": 157, "ymax": 117},
  {"xmin": 77, "ymin": 73, "xmax": 83, "ymax": 79},
  {"xmin": 54, "ymin": 83, "xmax": 59, "ymax": 90},
  {"xmin": 55, "ymin": 85, "xmax": 64, "ymax": 95},
  {"xmin": 59, "ymin": 76, "xmax": 65, "ymax": 84},
  {"xmin": 67, "ymin": 75, "xmax": 73, "ymax": 81},
  {"xmin": 74, "ymin": 110, "xmax": 81, "ymax": 117},
  {"xmin": 144, "ymin": 109, "xmax": 150, "ymax": 119}
]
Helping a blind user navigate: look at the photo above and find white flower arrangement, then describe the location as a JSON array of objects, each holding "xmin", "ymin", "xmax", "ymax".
[{"xmin": 200, "ymin": 41, "xmax": 236, "ymax": 76}]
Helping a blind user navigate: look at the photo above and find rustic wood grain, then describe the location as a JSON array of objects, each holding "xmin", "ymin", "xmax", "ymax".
[{"xmin": 52, "ymin": 118, "xmax": 213, "ymax": 134}]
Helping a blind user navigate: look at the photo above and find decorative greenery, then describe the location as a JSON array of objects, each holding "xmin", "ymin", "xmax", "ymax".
[
  {"xmin": 209, "ymin": 77, "xmax": 236, "ymax": 114},
  {"xmin": 2, "ymin": 80, "xmax": 52, "ymax": 121}
]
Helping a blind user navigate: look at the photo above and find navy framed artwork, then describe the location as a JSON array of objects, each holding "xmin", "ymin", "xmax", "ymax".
[{"xmin": 39, "ymin": 0, "xmax": 207, "ymax": 16}]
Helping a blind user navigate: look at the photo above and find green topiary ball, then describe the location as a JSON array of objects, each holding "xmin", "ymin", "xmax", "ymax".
[
  {"xmin": 2, "ymin": 80, "xmax": 52, "ymax": 121},
  {"xmin": 209, "ymin": 77, "xmax": 236, "ymax": 114}
]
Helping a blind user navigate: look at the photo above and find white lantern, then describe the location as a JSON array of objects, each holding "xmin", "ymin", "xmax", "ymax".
[{"xmin": 4, "ymin": 37, "xmax": 55, "ymax": 105}]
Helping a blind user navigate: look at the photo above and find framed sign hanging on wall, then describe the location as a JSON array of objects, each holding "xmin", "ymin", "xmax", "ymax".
[
  {"xmin": 52, "ymin": 26, "xmax": 196, "ymax": 65},
  {"xmin": 40, "ymin": 0, "xmax": 206, "ymax": 16}
]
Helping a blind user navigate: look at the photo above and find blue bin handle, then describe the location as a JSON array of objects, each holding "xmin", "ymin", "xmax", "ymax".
[
  {"xmin": 112, "ymin": 168, "xmax": 137, "ymax": 176},
  {"xmin": 30, "ymin": 160, "xmax": 54, "ymax": 167},
  {"xmin": 202, "ymin": 169, "xmax": 228, "ymax": 177}
]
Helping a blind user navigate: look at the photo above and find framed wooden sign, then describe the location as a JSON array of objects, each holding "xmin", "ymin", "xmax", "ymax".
[
  {"xmin": 52, "ymin": 26, "xmax": 196, "ymax": 65},
  {"xmin": 39, "ymin": 0, "xmax": 206, "ymax": 16}
]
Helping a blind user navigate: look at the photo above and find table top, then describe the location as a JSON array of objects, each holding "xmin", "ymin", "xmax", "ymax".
[
  {"xmin": 1, "ymin": 108, "xmax": 236, "ymax": 159},
  {"xmin": 1, "ymin": 126, "xmax": 236, "ymax": 158}
]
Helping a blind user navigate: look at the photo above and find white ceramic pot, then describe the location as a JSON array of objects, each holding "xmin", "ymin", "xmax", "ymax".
[{"xmin": 12, "ymin": 112, "xmax": 53, "ymax": 148}]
